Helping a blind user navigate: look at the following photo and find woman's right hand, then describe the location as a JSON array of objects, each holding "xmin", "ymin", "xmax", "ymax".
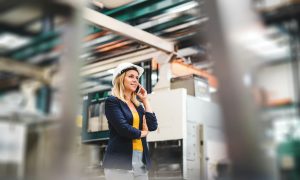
[
  {"xmin": 142, "ymin": 115, "xmax": 148, "ymax": 131},
  {"xmin": 136, "ymin": 83, "xmax": 148, "ymax": 102},
  {"xmin": 140, "ymin": 115, "xmax": 149, "ymax": 138}
]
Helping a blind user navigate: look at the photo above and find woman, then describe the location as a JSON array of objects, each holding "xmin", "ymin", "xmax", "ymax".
[{"xmin": 103, "ymin": 62, "xmax": 158, "ymax": 180}]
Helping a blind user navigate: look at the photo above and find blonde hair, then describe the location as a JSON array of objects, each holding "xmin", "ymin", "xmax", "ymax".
[{"xmin": 112, "ymin": 72, "xmax": 140, "ymax": 107}]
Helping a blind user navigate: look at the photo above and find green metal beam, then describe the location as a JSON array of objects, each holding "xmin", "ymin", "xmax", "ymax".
[
  {"xmin": 87, "ymin": 0, "xmax": 192, "ymax": 34},
  {"xmin": 12, "ymin": 38, "xmax": 60, "ymax": 60},
  {"xmin": 145, "ymin": 15, "xmax": 197, "ymax": 33},
  {"xmin": 108, "ymin": 0, "xmax": 192, "ymax": 22},
  {"xmin": 86, "ymin": 0, "xmax": 151, "ymax": 34},
  {"xmin": 6, "ymin": 31, "xmax": 59, "ymax": 57}
]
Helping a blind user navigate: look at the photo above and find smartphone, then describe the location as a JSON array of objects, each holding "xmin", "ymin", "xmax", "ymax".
[{"xmin": 135, "ymin": 85, "xmax": 141, "ymax": 94}]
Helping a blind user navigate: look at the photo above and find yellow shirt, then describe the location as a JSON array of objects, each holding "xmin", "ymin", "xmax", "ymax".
[{"xmin": 132, "ymin": 111, "xmax": 143, "ymax": 152}]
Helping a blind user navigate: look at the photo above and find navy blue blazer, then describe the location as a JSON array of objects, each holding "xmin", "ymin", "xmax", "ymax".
[{"xmin": 103, "ymin": 96, "xmax": 158, "ymax": 170}]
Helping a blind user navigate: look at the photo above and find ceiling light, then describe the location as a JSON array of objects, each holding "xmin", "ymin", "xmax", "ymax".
[
  {"xmin": 94, "ymin": 0, "xmax": 134, "ymax": 9},
  {"xmin": 0, "ymin": 33, "xmax": 30, "ymax": 52}
]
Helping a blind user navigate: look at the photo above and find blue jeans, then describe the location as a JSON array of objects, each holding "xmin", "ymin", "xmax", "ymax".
[{"xmin": 104, "ymin": 150, "xmax": 148, "ymax": 180}]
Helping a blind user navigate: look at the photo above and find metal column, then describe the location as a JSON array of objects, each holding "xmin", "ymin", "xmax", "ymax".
[{"xmin": 205, "ymin": 0, "xmax": 277, "ymax": 179}]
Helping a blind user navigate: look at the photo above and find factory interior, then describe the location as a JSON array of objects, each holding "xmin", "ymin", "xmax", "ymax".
[{"xmin": 0, "ymin": 0, "xmax": 300, "ymax": 179}]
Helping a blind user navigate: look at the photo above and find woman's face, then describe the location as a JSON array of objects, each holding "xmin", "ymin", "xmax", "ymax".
[{"xmin": 123, "ymin": 70, "xmax": 139, "ymax": 93}]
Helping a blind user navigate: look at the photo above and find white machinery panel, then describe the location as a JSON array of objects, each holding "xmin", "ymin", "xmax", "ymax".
[
  {"xmin": 0, "ymin": 121, "xmax": 26, "ymax": 164},
  {"xmin": 147, "ymin": 88, "xmax": 187, "ymax": 142},
  {"xmin": 187, "ymin": 96, "xmax": 228, "ymax": 180},
  {"xmin": 146, "ymin": 89, "xmax": 228, "ymax": 179}
]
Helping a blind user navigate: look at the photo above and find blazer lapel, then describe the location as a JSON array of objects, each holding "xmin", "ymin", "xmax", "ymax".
[
  {"xmin": 137, "ymin": 105, "xmax": 144, "ymax": 129},
  {"xmin": 118, "ymin": 99, "xmax": 133, "ymax": 125}
]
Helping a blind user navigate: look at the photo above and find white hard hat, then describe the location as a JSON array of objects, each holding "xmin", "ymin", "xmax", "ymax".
[{"xmin": 112, "ymin": 62, "xmax": 144, "ymax": 85}]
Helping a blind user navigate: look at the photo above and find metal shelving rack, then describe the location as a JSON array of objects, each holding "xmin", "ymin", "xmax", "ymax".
[
  {"xmin": 0, "ymin": 1, "xmax": 83, "ymax": 179},
  {"xmin": 257, "ymin": 2, "xmax": 300, "ymax": 179}
]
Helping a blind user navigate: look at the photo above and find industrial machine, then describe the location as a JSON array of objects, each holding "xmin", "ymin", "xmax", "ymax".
[{"xmin": 147, "ymin": 88, "xmax": 227, "ymax": 179}]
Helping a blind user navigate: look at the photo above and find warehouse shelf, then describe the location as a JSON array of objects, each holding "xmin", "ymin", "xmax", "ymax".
[{"xmin": 0, "ymin": 1, "xmax": 83, "ymax": 179}]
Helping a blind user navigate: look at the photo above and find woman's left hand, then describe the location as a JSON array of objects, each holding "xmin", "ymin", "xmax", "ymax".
[{"xmin": 137, "ymin": 84, "xmax": 148, "ymax": 102}]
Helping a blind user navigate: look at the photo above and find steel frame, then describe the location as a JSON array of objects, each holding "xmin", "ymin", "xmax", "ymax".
[{"xmin": 84, "ymin": 8, "xmax": 175, "ymax": 53}]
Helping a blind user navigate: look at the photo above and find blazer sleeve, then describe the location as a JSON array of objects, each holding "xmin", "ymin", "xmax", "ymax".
[
  {"xmin": 105, "ymin": 96, "xmax": 141, "ymax": 139},
  {"xmin": 143, "ymin": 108, "xmax": 158, "ymax": 131}
]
